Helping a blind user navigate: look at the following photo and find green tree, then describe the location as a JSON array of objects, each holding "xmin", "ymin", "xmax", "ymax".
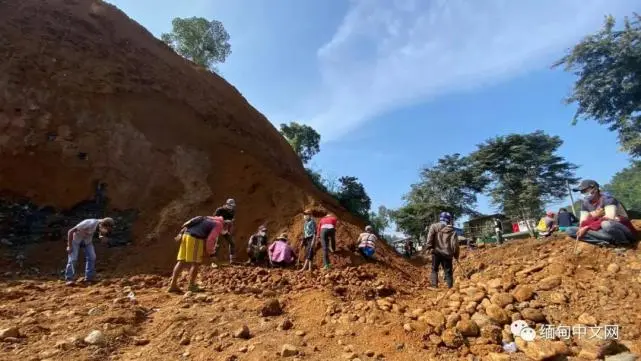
[
  {"xmin": 161, "ymin": 17, "xmax": 231, "ymax": 72},
  {"xmin": 553, "ymin": 14, "xmax": 641, "ymax": 157},
  {"xmin": 604, "ymin": 161, "xmax": 641, "ymax": 210},
  {"xmin": 391, "ymin": 153, "xmax": 488, "ymax": 238},
  {"xmin": 470, "ymin": 131, "xmax": 578, "ymax": 221},
  {"xmin": 279, "ymin": 122, "xmax": 321, "ymax": 164},
  {"xmin": 336, "ymin": 176, "xmax": 371, "ymax": 219},
  {"xmin": 368, "ymin": 205, "xmax": 391, "ymax": 234}
]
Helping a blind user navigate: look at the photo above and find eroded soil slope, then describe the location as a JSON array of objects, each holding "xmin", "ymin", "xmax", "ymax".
[{"xmin": 0, "ymin": 0, "xmax": 401, "ymax": 271}]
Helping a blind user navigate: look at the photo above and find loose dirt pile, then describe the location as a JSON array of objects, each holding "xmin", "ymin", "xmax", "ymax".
[{"xmin": 1, "ymin": 235, "xmax": 640, "ymax": 361}]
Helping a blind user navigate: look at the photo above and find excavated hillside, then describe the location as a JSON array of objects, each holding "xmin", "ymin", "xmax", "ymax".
[{"xmin": 0, "ymin": 0, "xmax": 409, "ymax": 273}]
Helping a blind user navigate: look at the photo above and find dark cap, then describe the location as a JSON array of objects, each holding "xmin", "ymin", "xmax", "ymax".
[{"xmin": 572, "ymin": 179, "xmax": 599, "ymax": 192}]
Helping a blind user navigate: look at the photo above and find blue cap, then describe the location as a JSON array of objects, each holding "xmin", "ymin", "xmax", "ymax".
[{"xmin": 439, "ymin": 212, "xmax": 452, "ymax": 223}]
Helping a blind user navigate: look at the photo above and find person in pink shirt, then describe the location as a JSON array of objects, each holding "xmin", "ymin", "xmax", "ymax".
[{"xmin": 268, "ymin": 233, "xmax": 296, "ymax": 267}]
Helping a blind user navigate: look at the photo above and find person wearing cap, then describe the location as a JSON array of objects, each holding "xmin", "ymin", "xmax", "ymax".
[
  {"xmin": 212, "ymin": 198, "xmax": 237, "ymax": 265},
  {"xmin": 537, "ymin": 211, "xmax": 558, "ymax": 238},
  {"xmin": 168, "ymin": 214, "xmax": 223, "ymax": 293},
  {"xmin": 317, "ymin": 212, "xmax": 338, "ymax": 270},
  {"xmin": 64, "ymin": 217, "xmax": 114, "ymax": 285},
  {"xmin": 299, "ymin": 210, "xmax": 317, "ymax": 272},
  {"xmin": 425, "ymin": 212, "xmax": 460, "ymax": 289},
  {"xmin": 356, "ymin": 225, "xmax": 377, "ymax": 259},
  {"xmin": 268, "ymin": 233, "xmax": 296, "ymax": 267},
  {"xmin": 566, "ymin": 179, "xmax": 637, "ymax": 244},
  {"xmin": 247, "ymin": 225, "xmax": 269, "ymax": 265}
]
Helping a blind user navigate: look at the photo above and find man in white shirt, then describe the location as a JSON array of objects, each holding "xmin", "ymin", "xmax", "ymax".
[{"xmin": 65, "ymin": 217, "xmax": 114, "ymax": 285}]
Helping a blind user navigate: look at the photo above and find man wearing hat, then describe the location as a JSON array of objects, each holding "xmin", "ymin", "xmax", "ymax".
[
  {"xmin": 268, "ymin": 233, "xmax": 296, "ymax": 267},
  {"xmin": 246, "ymin": 225, "xmax": 269, "ymax": 265},
  {"xmin": 213, "ymin": 198, "xmax": 237, "ymax": 265},
  {"xmin": 64, "ymin": 217, "xmax": 115, "ymax": 285},
  {"xmin": 425, "ymin": 212, "xmax": 460, "ymax": 289},
  {"xmin": 567, "ymin": 179, "xmax": 636, "ymax": 244}
]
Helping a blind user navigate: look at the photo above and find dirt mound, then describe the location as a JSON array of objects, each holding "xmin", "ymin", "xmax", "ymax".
[
  {"xmin": 0, "ymin": 0, "xmax": 406, "ymax": 273},
  {"xmin": 1, "ymin": 234, "xmax": 640, "ymax": 360}
]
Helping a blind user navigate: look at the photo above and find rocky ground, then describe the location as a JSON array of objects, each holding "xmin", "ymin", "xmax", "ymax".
[{"xmin": 2, "ymin": 231, "xmax": 641, "ymax": 361}]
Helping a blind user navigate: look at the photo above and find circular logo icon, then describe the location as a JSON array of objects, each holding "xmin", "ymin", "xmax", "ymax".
[
  {"xmin": 520, "ymin": 327, "xmax": 536, "ymax": 342},
  {"xmin": 510, "ymin": 320, "xmax": 528, "ymax": 336}
]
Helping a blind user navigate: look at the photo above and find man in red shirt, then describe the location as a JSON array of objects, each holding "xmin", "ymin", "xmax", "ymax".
[{"xmin": 317, "ymin": 212, "xmax": 338, "ymax": 270}]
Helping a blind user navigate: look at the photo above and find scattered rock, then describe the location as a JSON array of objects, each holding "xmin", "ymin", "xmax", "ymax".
[
  {"xmin": 84, "ymin": 330, "xmax": 105, "ymax": 345},
  {"xmin": 485, "ymin": 304, "xmax": 510, "ymax": 325},
  {"xmin": 261, "ymin": 299, "xmax": 283, "ymax": 317},
  {"xmin": 239, "ymin": 345, "xmax": 248, "ymax": 353},
  {"xmin": 179, "ymin": 337, "xmax": 190, "ymax": 346},
  {"xmin": 456, "ymin": 319, "xmax": 480, "ymax": 337},
  {"xmin": 513, "ymin": 285, "xmax": 535, "ymax": 302},
  {"xmin": 365, "ymin": 350, "xmax": 375, "ymax": 357},
  {"xmin": 480, "ymin": 324, "xmax": 502, "ymax": 344},
  {"xmin": 521, "ymin": 308, "xmax": 546, "ymax": 323},
  {"xmin": 295, "ymin": 330, "xmax": 306, "ymax": 337},
  {"xmin": 605, "ymin": 352, "xmax": 639, "ymax": 361},
  {"xmin": 403, "ymin": 323, "xmax": 413, "ymax": 332},
  {"xmin": 537, "ymin": 275, "xmax": 562, "ymax": 291},
  {"xmin": 549, "ymin": 292, "xmax": 568, "ymax": 304},
  {"xmin": 490, "ymin": 293, "xmax": 514, "ymax": 308},
  {"xmin": 344, "ymin": 352, "xmax": 358, "ymax": 360},
  {"xmin": 578, "ymin": 313, "xmax": 598, "ymax": 325},
  {"xmin": 234, "ymin": 325, "xmax": 251, "ymax": 339},
  {"xmin": 423, "ymin": 311, "xmax": 446, "ymax": 329},
  {"xmin": 441, "ymin": 329, "xmax": 464, "ymax": 348},
  {"xmin": 522, "ymin": 340, "xmax": 568, "ymax": 361},
  {"xmin": 446, "ymin": 313, "xmax": 461, "ymax": 329},
  {"xmin": 396, "ymin": 343, "xmax": 405, "ymax": 350},
  {"xmin": 281, "ymin": 344, "xmax": 299, "ymax": 357},
  {"xmin": 87, "ymin": 305, "xmax": 108, "ymax": 316},
  {"xmin": 134, "ymin": 338, "xmax": 150, "ymax": 346},
  {"xmin": 607, "ymin": 263, "xmax": 621, "ymax": 273},
  {"xmin": 0, "ymin": 327, "xmax": 20, "ymax": 339},
  {"xmin": 471, "ymin": 313, "xmax": 493, "ymax": 329},
  {"xmin": 279, "ymin": 319, "xmax": 293, "ymax": 331}
]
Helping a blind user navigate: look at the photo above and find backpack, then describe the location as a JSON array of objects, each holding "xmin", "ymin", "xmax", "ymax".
[{"xmin": 536, "ymin": 218, "xmax": 547, "ymax": 232}]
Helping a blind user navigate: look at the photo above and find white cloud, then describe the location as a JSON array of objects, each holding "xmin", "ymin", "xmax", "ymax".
[{"xmin": 307, "ymin": 0, "xmax": 636, "ymax": 141}]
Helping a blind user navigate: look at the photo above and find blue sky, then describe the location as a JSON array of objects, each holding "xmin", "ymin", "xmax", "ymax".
[{"xmin": 108, "ymin": 0, "xmax": 637, "ymax": 227}]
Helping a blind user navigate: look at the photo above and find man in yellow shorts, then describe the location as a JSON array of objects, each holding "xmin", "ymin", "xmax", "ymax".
[{"xmin": 168, "ymin": 215, "xmax": 223, "ymax": 293}]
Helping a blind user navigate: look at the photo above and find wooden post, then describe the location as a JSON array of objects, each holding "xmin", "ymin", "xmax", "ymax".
[{"xmin": 567, "ymin": 180, "xmax": 577, "ymax": 216}]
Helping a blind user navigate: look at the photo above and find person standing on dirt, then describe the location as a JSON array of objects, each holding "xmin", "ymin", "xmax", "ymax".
[
  {"xmin": 566, "ymin": 179, "xmax": 637, "ymax": 244},
  {"xmin": 493, "ymin": 218, "xmax": 504, "ymax": 245},
  {"xmin": 317, "ymin": 212, "xmax": 338, "ymax": 270},
  {"xmin": 64, "ymin": 217, "xmax": 114, "ymax": 286},
  {"xmin": 212, "ymin": 198, "xmax": 237, "ymax": 266},
  {"xmin": 426, "ymin": 212, "xmax": 460, "ymax": 289},
  {"xmin": 299, "ymin": 210, "xmax": 317, "ymax": 272},
  {"xmin": 168, "ymin": 215, "xmax": 222, "ymax": 293},
  {"xmin": 246, "ymin": 225, "xmax": 269, "ymax": 265}
]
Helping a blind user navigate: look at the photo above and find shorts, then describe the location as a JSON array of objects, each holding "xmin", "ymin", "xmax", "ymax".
[{"xmin": 177, "ymin": 233, "xmax": 204, "ymax": 263}]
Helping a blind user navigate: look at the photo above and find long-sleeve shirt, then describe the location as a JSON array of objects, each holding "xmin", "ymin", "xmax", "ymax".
[
  {"xmin": 357, "ymin": 232, "xmax": 377, "ymax": 250},
  {"xmin": 579, "ymin": 193, "xmax": 627, "ymax": 224},
  {"xmin": 303, "ymin": 219, "xmax": 316, "ymax": 238},
  {"xmin": 317, "ymin": 216, "xmax": 338, "ymax": 236},
  {"xmin": 268, "ymin": 240, "xmax": 295, "ymax": 264}
]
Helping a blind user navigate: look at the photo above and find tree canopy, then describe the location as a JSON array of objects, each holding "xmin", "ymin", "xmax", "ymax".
[
  {"xmin": 336, "ymin": 176, "xmax": 372, "ymax": 219},
  {"xmin": 604, "ymin": 160, "xmax": 641, "ymax": 211},
  {"xmin": 368, "ymin": 205, "xmax": 391, "ymax": 234},
  {"xmin": 391, "ymin": 153, "xmax": 488, "ymax": 238},
  {"xmin": 470, "ymin": 131, "xmax": 578, "ymax": 218},
  {"xmin": 554, "ymin": 14, "xmax": 641, "ymax": 157},
  {"xmin": 161, "ymin": 17, "xmax": 232, "ymax": 72},
  {"xmin": 279, "ymin": 122, "xmax": 321, "ymax": 164}
]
